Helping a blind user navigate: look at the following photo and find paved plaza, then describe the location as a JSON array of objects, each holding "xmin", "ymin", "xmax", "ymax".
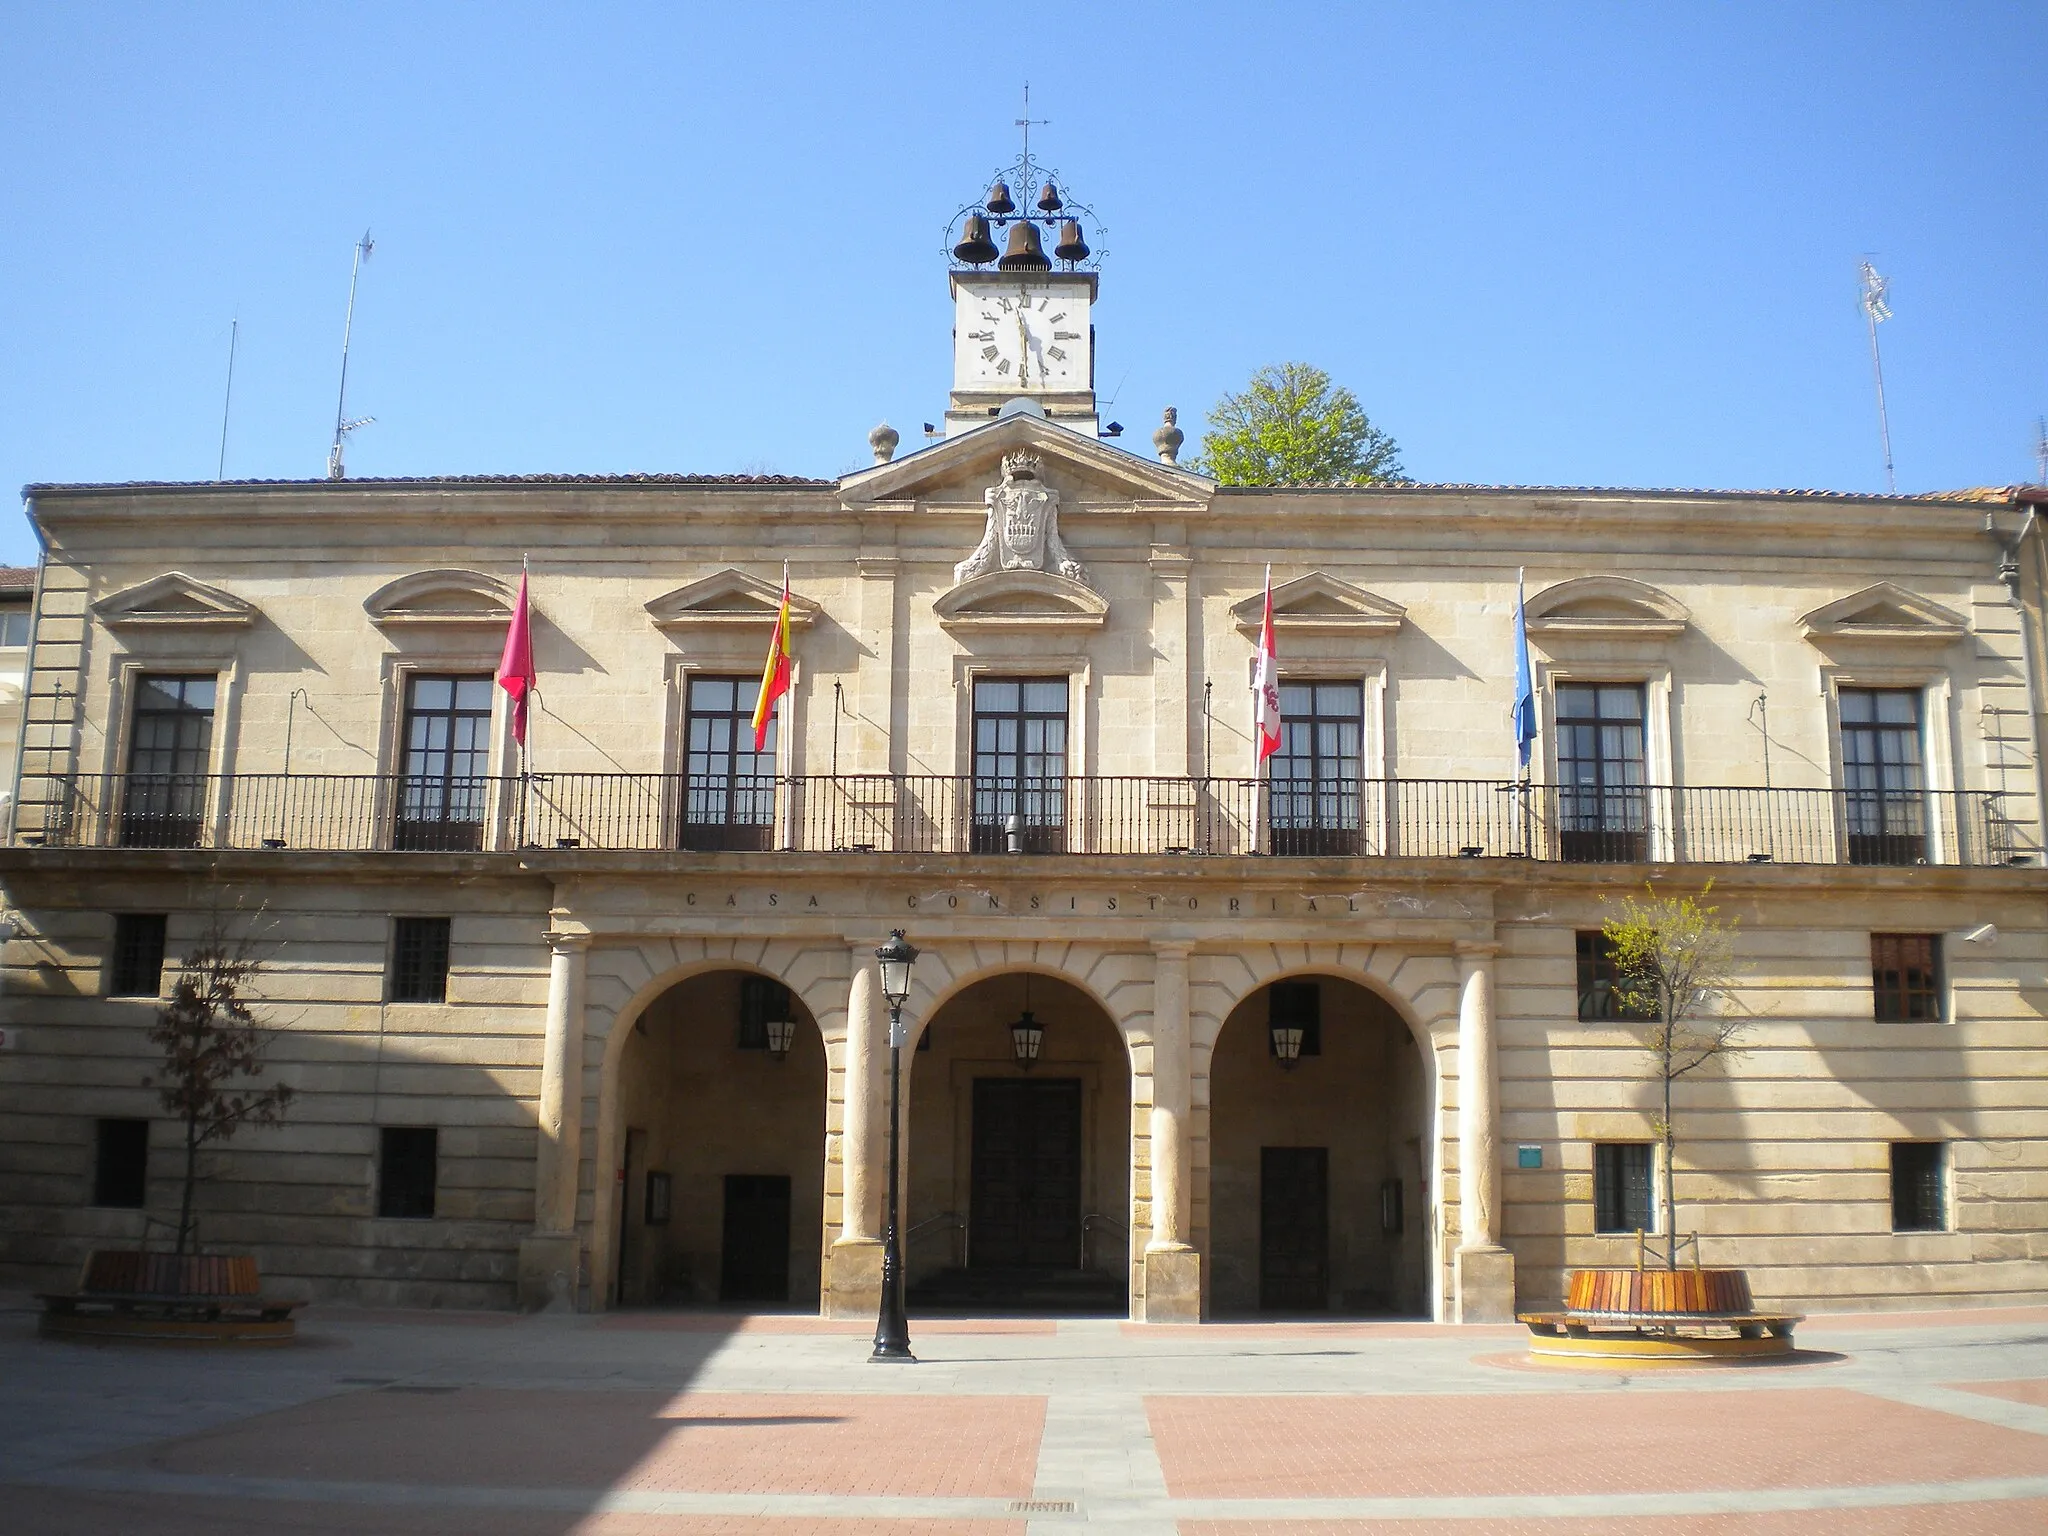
[{"xmin": 6, "ymin": 1299, "xmax": 2048, "ymax": 1533}]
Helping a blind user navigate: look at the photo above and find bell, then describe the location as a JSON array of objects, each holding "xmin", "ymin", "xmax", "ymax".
[
  {"xmin": 1037, "ymin": 181, "xmax": 1062, "ymax": 213},
  {"xmin": 998, "ymin": 219, "xmax": 1051, "ymax": 271},
  {"xmin": 1053, "ymin": 218, "xmax": 1090, "ymax": 264},
  {"xmin": 952, "ymin": 213, "xmax": 998, "ymax": 266},
  {"xmin": 986, "ymin": 180, "xmax": 1016, "ymax": 215}
]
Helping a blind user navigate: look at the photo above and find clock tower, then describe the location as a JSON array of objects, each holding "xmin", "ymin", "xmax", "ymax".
[{"xmin": 943, "ymin": 160, "xmax": 1100, "ymax": 438}]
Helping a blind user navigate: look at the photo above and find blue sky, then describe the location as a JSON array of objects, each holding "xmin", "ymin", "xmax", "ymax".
[{"xmin": 3, "ymin": 3, "xmax": 2043, "ymax": 566}]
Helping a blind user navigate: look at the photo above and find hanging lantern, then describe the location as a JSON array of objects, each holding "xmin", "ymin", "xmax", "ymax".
[
  {"xmin": 764, "ymin": 1015, "xmax": 796, "ymax": 1061},
  {"xmin": 1270, "ymin": 1023, "xmax": 1304, "ymax": 1069},
  {"xmin": 1010, "ymin": 1009, "xmax": 1044, "ymax": 1069}
]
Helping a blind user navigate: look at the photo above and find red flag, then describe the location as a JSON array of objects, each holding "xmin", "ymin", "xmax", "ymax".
[
  {"xmin": 751, "ymin": 566, "xmax": 792, "ymax": 752},
  {"xmin": 497, "ymin": 563, "xmax": 536, "ymax": 747},
  {"xmin": 1253, "ymin": 565, "xmax": 1281, "ymax": 762}
]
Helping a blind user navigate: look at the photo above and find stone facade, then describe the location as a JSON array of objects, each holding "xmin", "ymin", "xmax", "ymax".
[{"xmin": 1, "ymin": 422, "xmax": 2044, "ymax": 1321}]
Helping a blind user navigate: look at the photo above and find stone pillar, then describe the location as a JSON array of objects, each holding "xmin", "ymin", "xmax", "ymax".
[
  {"xmin": 1453, "ymin": 940, "xmax": 1515, "ymax": 1323},
  {"xmin": 1142, "ymin": 942, "xmax": 1201, "ymax": 1321},
  {"xmin": 519, "ymin": 932, "xmax": 587, "ymax": 1311},
  {"xmin": 826, "ymin": 949, "xmax": 885, "ymax": 1318}
]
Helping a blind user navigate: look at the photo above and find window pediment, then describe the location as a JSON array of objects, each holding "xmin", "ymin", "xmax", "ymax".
[
  {"xmin": 1524, "ymin": 576, "xmax": 1688, "ymax": 638},
  {"xmin": 935, "ymin": 569, "xmax": 1108, "ymax": 634},
  {"xmin": 1230, "ymin": 572, "xmax": 1406, "ymax": 638},
  {"xmin": 94, "ymin": 572, "xmax": 257, "ymax": 631},
  {"xmin": 365, "ymin": 569, "xmax": 515, "ymax": 632},
  {"xmin": 645, "ymin": 568, "xmax": 821, "ymax": 635},
  {"xmin": 1801, "ymin": 583, "xmax": 1965, "ymax": 646}
]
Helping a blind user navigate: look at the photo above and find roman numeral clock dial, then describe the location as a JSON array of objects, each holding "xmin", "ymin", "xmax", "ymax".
[{"xmin": 965, "ymin": 292, "xmax": 1082, "ymax": 388}]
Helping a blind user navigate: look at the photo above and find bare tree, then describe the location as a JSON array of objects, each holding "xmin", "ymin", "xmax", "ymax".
[
  {"xmin": 144, "ymin": 917, "xmax": 293, "ymax": 1256},
  {"xmin": 1602, "ymin": 884, "xmax": 1750, "ymax": 1268}
]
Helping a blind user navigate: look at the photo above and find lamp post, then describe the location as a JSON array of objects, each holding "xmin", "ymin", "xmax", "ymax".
[{"xmin": 871, "ymin": 929, "xmax": 918, "ymax": 1363}]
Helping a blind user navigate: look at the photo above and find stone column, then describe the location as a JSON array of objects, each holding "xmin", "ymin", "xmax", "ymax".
[
  {"xmin": 826, "ymin": 948, "xmax": 885, "ymax": 1318},
  {"xmin": 518, "ymin": 932, "xmax": 587, "ymax": 1311},
  {"xmin": 1453, "ymin": 940, "xmax": 1516, "ymax": 1323},
  {"xmin": 1142, "ymin": 941, "xmax": 1201, "ymax": 1321}
]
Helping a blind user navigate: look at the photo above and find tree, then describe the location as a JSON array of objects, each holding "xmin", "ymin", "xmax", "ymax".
[
  {"xmin": 1195, "ymin": 362, "xmax": 1403, "ymax": 486},
  {"xmin": 144, "ymin": 920, "xmax": 293, "ymax": 1256},
  {"xmin": 1601, "ymin": 885, "xmax": 1750, "ymax": 1268}
]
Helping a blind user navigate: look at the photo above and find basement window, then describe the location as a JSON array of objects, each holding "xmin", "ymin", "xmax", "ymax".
[
  {"xmin": 378, "ymin": 1127, "xmax": 438, "ymax": 1219},
  {"xmin": 1890, "ymin": 1142, "xmax": 1947, "ymax": 1232},
  {"xmin": 93, "ymin": 1118, "xmax": 150, "ymax": 1208}
]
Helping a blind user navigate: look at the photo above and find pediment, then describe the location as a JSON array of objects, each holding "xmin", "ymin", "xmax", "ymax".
[
  {"xmin": 94, "ymin": 572, "xmax": 257, "ymax": 630},
  {"xmin": 1801, "ymin": 583, "xmax": 1966, "ymax": 644},
  {"xmin": 1525, "ymin": 576, "xmax": 1688, "ymax": 638},
  {"xmin": 365, "ymin": 569, "xmax": 514, "ymax": 631},
  {"xmin": 934, "ymin": 569, "xmax": 1109, "ymax": 633},
  {"xmin": 645, "ymin": 568, "xmax": 821, "ymax": 634},
  {"xmin": 840, "ymin": 413, "xmax": 1213, "ymax": 507},
  {"xmin": 1231, "ymin": 572, "xmax": 1406, "ymax": 638}
]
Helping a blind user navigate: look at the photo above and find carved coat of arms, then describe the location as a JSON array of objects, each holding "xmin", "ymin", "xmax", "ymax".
[{"xmin": 953, "ymin": 451, "xmax": 1090, "ymax": 588}]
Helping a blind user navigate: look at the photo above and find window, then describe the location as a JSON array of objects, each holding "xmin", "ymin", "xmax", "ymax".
[
  {"xmin": 1268, "ymin": 980, "xmax": 1323, "ymax": 1057},
  {"xmin": 1841, "ymin": 688, "xmax": 1926, "ymax": 865},
  {"xmin": 1593, "ymin": 1143, "xmax": 1654, "ymax": 1234},
  {"xmin": 1270, "ymin": 681, "xmax": 1364, "ymax": 856},
  {"xmin": 108, "ymin": 913, "xmax": 168, "ymax": 997},
  {"xmin": 0, "ymin": 607, "xmax": 30, "ymax": 647},
  {"xmin": 1872, "ymin": 933, "xmax": 1943, "ymax": 1022},
  {"xmin": 93, "ymin": 1118, "xmax": 149, "ymax": 1208},
  {"xmin": 1575, "ymin": 931, "xmax": 1655, "ymax": 1021},
  {"xmin": 378, "ymin": 1127, "xmax": 438, "ymax": 1218},
  {"xmin": 122, "ymin": 674, "xmax": 216, "ymax": 848},
  {"xmin": 1555, "ymin": 684, "xmax": 1647, "ymax": 862},
  {"xmin": 389, "ymin": 917, "xmax": 452, "ymax": 1004},
  {"xmin": 972, "ymin": 677, "xmax": 1068, "ymax": 853},
  {"xmin": 682, "ymin": 674, "xmax": 776, "ymax": 851},
  {"xmin": 738, "ymin": 976, "xmax": 793, "ymax": 1049},
  {"xmin": 396, "ymin": 675, "xmax": 494, "ymax": 851},
  {"xmin": 1891, "ymin": 1142, "xmax": 1946, "ymax": 1232}
]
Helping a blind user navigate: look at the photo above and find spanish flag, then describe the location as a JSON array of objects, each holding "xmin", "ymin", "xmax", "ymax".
[{"xmin": 751, "ymin": 563, "xmax": 792, "ymax": 752}]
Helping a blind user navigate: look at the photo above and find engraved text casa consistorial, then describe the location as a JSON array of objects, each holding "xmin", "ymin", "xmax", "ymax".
[{"xmin": 954, "ymin": 449, "xmax": 1091, "ymax": 588}]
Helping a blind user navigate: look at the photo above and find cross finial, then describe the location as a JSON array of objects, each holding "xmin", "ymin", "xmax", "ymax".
[{"xmin": 1016, "ymin": 81, "xmax": 1050, "ymax": 162}]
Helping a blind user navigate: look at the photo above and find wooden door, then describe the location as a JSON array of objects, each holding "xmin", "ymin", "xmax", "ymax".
[
  {"xmin": 719, "ymin": 1174, "xmax": 792, "ymax": 1303},
  {"xmin": 616, "ymin": 1127, "xmax": 647, "ymax": 1305},
  {"xmin": 1260, "ymin": 1146, "xmax": 1329, "ymax": 1311},
  {"xmin": 970, "ymin": 1078, "xmax": 1082, "ymax": 1269}
]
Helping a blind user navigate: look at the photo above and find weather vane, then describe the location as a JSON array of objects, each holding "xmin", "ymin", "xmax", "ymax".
[{"xmin": 1015, "ymin": 81, "xmax": 1050, "ymax": 162}]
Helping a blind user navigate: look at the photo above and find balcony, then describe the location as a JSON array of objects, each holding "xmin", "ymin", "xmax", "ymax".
[{"xmin": 15, "ymin": 772, "xmax": 2022, "ymax": 867}]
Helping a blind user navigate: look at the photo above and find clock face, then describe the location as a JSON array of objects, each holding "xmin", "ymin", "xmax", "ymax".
[{"xmin": 960, "ymin": 288, "xmax": 1086, "ymax": 390}]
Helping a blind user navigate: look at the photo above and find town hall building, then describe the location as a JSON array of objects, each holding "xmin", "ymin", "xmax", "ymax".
[{"xmin": 2, "ymin": 153, "xmax": 2045, "ymax": 1322}]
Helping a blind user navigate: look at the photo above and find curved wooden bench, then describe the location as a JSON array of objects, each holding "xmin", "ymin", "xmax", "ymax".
[
  {"xmin": 1520, "ymin": 1265, "xmax": 1801, "ymax": 1362},
  {"xmin": 38, "ymin": 1250, "xmax": 301, "ymax": 1343}
]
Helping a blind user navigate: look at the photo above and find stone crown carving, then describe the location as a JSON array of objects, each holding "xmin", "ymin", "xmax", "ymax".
[{"xmin": 954, "ymin": 452, "xmax": 1091, "ymax": 589}]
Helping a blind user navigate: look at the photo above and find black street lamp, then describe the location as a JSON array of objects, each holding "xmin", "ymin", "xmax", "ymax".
[{"xmin": 871, "ymin": 929, "xmax": 919, "ymax": 1363}]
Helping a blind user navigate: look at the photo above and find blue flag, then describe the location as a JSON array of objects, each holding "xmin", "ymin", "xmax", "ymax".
[{"xmin": 1512, "ymin": 568, "xmax": 1537, "ymax": 770}]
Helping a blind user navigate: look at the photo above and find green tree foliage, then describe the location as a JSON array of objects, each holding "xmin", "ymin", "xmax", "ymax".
[
  {"xmin": 1601, "ymin": 884, "xmax": 1750, "ymax": 1268},
  {"xmin": 1195, "ymin": 362, "xmax": 1404, "ymax": 486},
  {"xmin": 144, "ymin": 921, "xmax": 293, "ymax": 1256}
]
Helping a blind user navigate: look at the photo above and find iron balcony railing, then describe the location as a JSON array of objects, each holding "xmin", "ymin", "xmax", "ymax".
[{"xmin": 19, "ymin": 771, "xmax": 2021, "ymax": 867}]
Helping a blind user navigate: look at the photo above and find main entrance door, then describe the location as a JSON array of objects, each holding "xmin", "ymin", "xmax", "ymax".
[
  {"xmin": 970, "ymin": 1078, "xmax": 1082, "ymax": 1269},
  {"xmin": 1260, "ymin": 1146, "xmax": 1330, "ymax": 1311}
]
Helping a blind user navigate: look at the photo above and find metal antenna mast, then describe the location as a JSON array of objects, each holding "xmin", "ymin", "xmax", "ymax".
[
  {"xmin": 1858, "ymin": 260, "xmax": 1896, "ymax": 494},
  {"xmin": 216, "ymin": 317, "xmax": 238, "ymax": 481},
  {"xmin": 2033, "ymin": 417, "xmax": 2047, "ymax": 486},
  {"xmin": 327, "ymin": 230, "xmax": 376, "ymax": 480}
]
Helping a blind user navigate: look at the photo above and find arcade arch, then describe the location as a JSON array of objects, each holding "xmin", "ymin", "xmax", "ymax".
[{"xmin": 610, "ymin": 967, "xmax": 827, "ymax": 1307}]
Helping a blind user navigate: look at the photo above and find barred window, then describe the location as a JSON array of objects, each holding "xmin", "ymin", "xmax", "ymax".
[
  {"xmin": 93, "ymin": 1118, "xmax": 150, "ymax": 1208},
  {"xmin": 1269, "ymin": 981, "xmax": 1322, "ymax": 1057},
  {"xmin": 109, "ymin": 914, "xmax": 168, "ymax": 997},
  {"xmin": 1576, "ymin": 931, "xmax": 1656, "ymax": 1022},
  {"xmin": 738, "ymin": 976, "xmax": 793, "ymax": 1049},
  {"xmin": 389, "ymin": 917, "xmax": 452, "ymax": 1004},
  {"xmin": 1872, "ymin": 934, "xmax": 1942, "ymax": 1022},
  {"xmin": 378, "ymin": 1127, "xmax": 438, "ymax": 1219},
  {"xmin": 1891, "ymin": 1142, "xmax": 1946, "ymax": 1232},
  {"xmin": 1593, "ymin": 1143, "xmax": 1654, "ymax": 1234}
]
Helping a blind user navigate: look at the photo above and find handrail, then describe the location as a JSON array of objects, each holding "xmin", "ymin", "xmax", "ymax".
[
  {"xmin": 12, "ymin": 770, "xmax": 2024, "ymax": 867},
  {"xmin": 1080, "ymin": 1211, "xmax": 1128, "ymax": 1271}
]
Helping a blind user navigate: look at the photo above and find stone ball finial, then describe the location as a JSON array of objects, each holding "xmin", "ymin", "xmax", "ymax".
[
  {"xmin": 868, "ymin": 422, "xmax": 900, "ymax": 464},
  {"xmin": 1153, "ymin": 406, "xmax": 1184, "ymax": 466}
]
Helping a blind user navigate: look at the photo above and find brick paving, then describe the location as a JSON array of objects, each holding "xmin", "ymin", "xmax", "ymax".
[{"xmin": 5, "ymin": 1300, "xmax": 2048, "ymax": 1534}]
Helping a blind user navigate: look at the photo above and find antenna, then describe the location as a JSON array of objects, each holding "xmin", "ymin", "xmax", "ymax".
[
  {"xmin": 2033, "ymin": 417, "xmax": 2047, "ymax": 487},
  {"xmin": 327, "ymin": 230, "xmax": 376, "ymax": 480},
  {"xmin": 1858, "ymin": 259, "xmax": 1896, "ymax": 494},
  {"xmin": 216, "ymin": 317, "xmax": 238, "ymax": 481}
]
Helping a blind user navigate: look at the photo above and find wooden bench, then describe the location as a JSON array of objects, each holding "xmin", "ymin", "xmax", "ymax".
[
  {"xmin": 1518, "ymin": 1258, "xmax": 1802, "ymax": 1362},
  {"xmin": 38, "ymin": 1251, "xmax": 302, "ymax": 1342},
  {"xmin": 1519, "ymin": 1309, "xmax": 1801, "ymax": 1343}
]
